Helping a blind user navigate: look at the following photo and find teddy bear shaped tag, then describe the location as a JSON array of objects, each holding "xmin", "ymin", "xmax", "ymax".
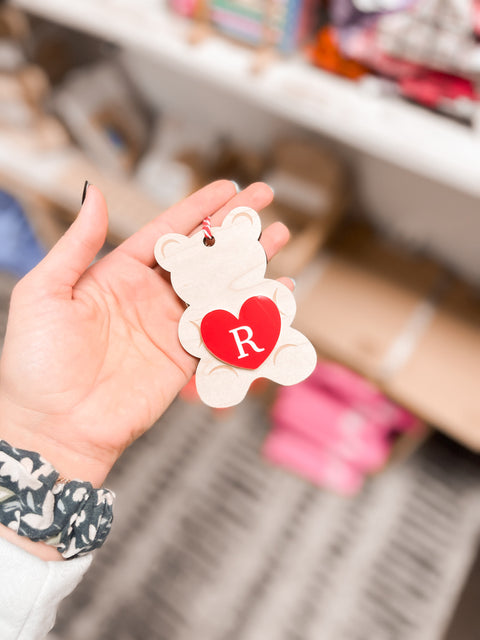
[{"xmin": 155, "ymin": 206, "xmax": 317, "ymax": 408}]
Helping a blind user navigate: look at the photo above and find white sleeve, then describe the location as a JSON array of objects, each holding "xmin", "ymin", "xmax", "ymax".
[{"xmin": 0, "ymin": 537, "xmax": 92, "ymax": 640}]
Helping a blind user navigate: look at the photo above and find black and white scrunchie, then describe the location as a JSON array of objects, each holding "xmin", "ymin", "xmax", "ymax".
[{"xmin": 0, "ymin": 440, "xmax": 114, "ymax": 558}]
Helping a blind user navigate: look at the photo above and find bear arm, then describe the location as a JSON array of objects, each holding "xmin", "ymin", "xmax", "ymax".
[{"xmin": 265, "ymin": 280, "xmax": 296, "ymax": 322}]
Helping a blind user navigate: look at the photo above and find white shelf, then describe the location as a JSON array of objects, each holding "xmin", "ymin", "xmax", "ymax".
[
  {"xmin": 0, "ymin": 130, "xmax": 166, "ymax": 239},
  {"xmin": 11, "ymin": 0, "xmax": 480, "ymax": 197}
]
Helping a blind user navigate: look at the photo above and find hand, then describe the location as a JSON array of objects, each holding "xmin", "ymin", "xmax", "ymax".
[{"xmin": 0, "ymin": 181, "xmax": 290, "ymax": 489}]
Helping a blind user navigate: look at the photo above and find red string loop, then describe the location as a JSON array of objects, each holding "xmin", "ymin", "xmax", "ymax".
[
  {"xmin": 202, "ymin": 217, "xmax": 213, "ymax": 239},
  {"xmin": 202, "ymin": 217, "xmax": 215, "ymax": 246}
]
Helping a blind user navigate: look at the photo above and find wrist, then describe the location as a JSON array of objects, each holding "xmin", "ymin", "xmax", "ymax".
[{"xmin": 0, "ymin": 394, "xmax": 109, "ymax": 488}]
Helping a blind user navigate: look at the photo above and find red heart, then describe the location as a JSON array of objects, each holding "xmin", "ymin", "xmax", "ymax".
[{"xmin": 201, "ymin": 296, "xmax": 281, "ymax": 370}]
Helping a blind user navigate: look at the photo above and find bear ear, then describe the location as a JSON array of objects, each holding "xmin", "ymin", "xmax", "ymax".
[
  {"xmin": 154, "ymin": 233, "xmax": 188, "ymax": 272},
  {"xmin": 222, "ymin": 206, "xmax": 261, "ymax": 239}
]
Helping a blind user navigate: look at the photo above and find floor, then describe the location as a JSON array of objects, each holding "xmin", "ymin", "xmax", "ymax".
[
  {"xmin": 445, "ymin": 548, "xmax": 480, "ymax": 640},
  {"xmin": 1, "ymin": 265, "xmax": 480, "ymax": 639}
]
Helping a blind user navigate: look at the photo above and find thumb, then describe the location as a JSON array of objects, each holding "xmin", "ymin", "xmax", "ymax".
[{"xmin": 33, "ymin": 184, "xmax": 108, "ymax": 296}]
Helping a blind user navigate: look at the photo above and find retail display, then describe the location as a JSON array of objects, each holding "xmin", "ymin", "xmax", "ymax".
[
  {"xmin": 326, "ymin": 0, "xmax": 480, "ymax": 120},
  {"xmin": 0, "ymin": 3, "xmax": 479, "ymax": 635},
  {"xmin": 0, "ymin": 1, "xmax": 478, "ymax": 449},
  {"xmin": 166, "ymin": 0, "xmax": 480, "ymax": 121},
  {"xmin": 170, "ymin": 0, "xmax": 316, "ymax": 51}
]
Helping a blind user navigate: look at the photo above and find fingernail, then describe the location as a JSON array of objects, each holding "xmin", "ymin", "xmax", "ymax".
[
  {"xmin": 290, "ymin": 278, "xmax": 296, "ymax": 289},
  {"xmin": 231, "ymin": 180, "xmax": 240, "ymax": 193},
  {"xmin": 81, "ymin": 180, "xmax": 90, "ymax": 205}
]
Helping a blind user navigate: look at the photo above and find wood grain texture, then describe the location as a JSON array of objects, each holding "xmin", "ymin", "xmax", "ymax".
[{"xmin": 155, "ymin": 206, "xmax": 316, "ymax": 407}]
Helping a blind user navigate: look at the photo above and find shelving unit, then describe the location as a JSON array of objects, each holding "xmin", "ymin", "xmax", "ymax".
[
  {"xmin": 10, "ymin": 0, "xmax": 480, "ymax": 198},
  {"xmin": 2, "ymin": 0, "xmax": 480, "ymax": 451},
  {"xmin": 0, "ymin": 131, "xmax": 163, "ymax": 240},
  {"xmin": 2, "ymin": 9, "xmax": 480, "ymax": 636}
]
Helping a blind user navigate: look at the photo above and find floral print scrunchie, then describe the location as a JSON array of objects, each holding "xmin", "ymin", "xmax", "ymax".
[{"xmin": 0, "ymin": 440, "xmax": 114, "ymax": 558}]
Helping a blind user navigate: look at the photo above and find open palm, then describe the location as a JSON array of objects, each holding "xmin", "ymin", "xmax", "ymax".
[{"xmin": 0, "ymin": 181, "xmax": 289, "ymax": 486}]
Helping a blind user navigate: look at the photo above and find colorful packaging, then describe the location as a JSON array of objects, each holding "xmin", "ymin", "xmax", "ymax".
[{"xmin": 264, "ymin": 362, "xmax": 421, "ymax": 494}]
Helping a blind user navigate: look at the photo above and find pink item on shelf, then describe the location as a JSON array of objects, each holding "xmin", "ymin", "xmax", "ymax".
[
  {"xmin": 210, "ymin": 8, "xmax": 263, "ymax": 42},
  {"xmin": 169, "ymin": 0, "xmax": 199, "ymax": 17},
  {"xmin": 399, "ymin": 71, "xmax": 477, "ymax": 109},
  {"xmin": 337, "ymin": 24, "xmax": 422, "ymax": 79},
  {"xmin": 375, "ymin": 0, "xmax": 478, "ymax": 76},
  {"xmin": 301, "ymin": 361, "xmax": 419, "ymax": 434},
  {"xmin": 264, "ymin": 361, "xmax": 420, "ymax": 494},
  {"xmin": 271, "ymin": 380, "xmax": 392, "ymax": 472},
  {"xmin": 264, "ymin": 427, "xmax": 365, "ymax": 495},
  {"xmin": 475, "ymin": 0, "xmax": 480, "ymax": 36}
]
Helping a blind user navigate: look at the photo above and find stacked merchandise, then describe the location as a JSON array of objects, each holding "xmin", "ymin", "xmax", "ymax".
[
  {"xmin": 265, "ymin": 361, "xmax": 422, "ymax": 494},
  {"xmin": 311, "ymin": 0, "xmax": 480, "ymax": 121},
  {"xmin": 169, "ymin": 0, "xmax": 318, "ymax": 52},
  {"xmin": 0, "ymin": 7, "xmax": 69, "ymax": 151},
  {"xmin": 209, "ymin": 0, "xmax": 316, "ymax": 52},
  {"xmin": 169, "ymin": 0, "xmax": 479, "ymax": 120}
]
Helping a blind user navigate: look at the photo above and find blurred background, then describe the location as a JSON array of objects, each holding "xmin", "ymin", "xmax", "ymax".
[{"xmin": 1, "ymin": 0, "xmax": 480, "ymax": 638}]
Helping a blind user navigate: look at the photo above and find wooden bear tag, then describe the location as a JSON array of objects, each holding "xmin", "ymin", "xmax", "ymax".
[{"xmin": 155, "ymin": 206, "xmax": 317, "ymax": 408}]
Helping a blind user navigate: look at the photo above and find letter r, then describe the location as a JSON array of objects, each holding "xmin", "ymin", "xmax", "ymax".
[{"xmin": 229, "ymin": 325, "xmax": 265, "ymax": 359}]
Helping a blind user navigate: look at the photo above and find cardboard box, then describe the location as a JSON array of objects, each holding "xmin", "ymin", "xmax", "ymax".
[
  {"xmin": 265, "ymin": 139, "xmax": 346, "ymax": 278},
  {"xmin": 388, "ymin": 283, "xmax": 480, "ymax": 450},
  {"xmin": 295, "ymin": 223, "xmax": 443, "ymax": 378},
  {"xmin": 293, "ymin": 222, "xmax": 480, "ymax": 450}
]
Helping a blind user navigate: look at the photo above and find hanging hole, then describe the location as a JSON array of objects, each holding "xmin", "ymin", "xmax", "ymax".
[{"xmin": 203, "ymin": 236, "xmax": 215, "ymax": 247}]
